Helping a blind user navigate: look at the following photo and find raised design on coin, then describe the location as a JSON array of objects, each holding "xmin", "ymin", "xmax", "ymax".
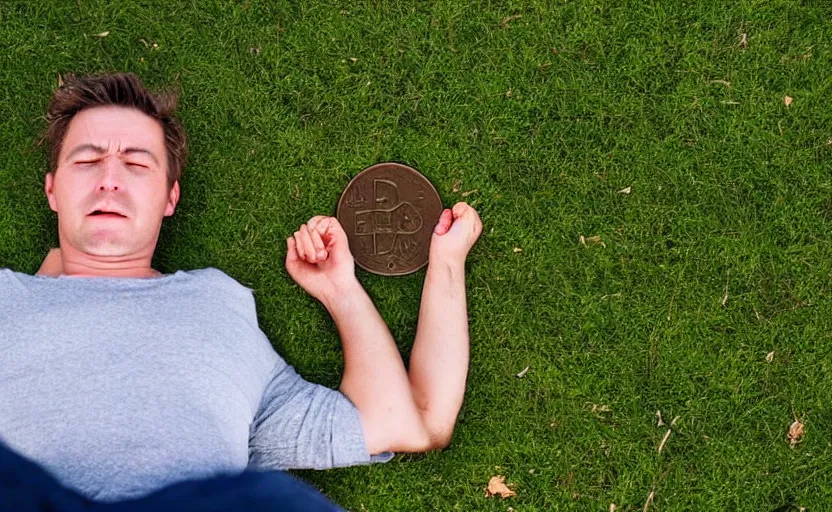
[{"xmin": 337, "ymin": 163, "xmax": 442, "ymax": 276}]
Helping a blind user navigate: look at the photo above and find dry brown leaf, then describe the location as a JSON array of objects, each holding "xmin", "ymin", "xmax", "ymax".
[
  {"xmin": 452, "ymin": 179, "xmax": 462, "ymax": 193},
  {"xmin": 788, "ymin": 419, "xmax": 804, "ymax": 447},
  {"xmin": 610, "ymin": 505, "xmax": 617, "ymax": 512},
  {"xmin": 349, "ymin": 57, "xmax": 358, "ymax": 63},
  {"xmin": 739, "ymin": 33, "xmax": 748, "ymax": 48},
  {"xmin": 57, "ymin": 74, "xmax": 63, "ymax": 87},
  {"xmin": 643, "ymin": 490, "xmax": 655, "ymax": 512},
  {"xmin": 658, "ymin": 429, "xmax": 671, "ymax": 453},
  {"xmin": 505, "ymin": 89, "xmax": 512, "ymax": 98},
  {"xmin": 461, "ymin": 189, "xmax": 479, "ymax": 197},
  {"xmin": 591, "ymin": 404, "xmax": 611, "ymax": 415},
  {"xmin": 485, "ymin": 475, "xmax": 516, "ymax": 499},
  {"xmin": 93, "ymin": 31, "xmax": 110, "ymax": 38},
  {"xmin": 656, "ymin": 410, "xmax": 665, "ymax": 427},
  {"xmin": 516, "ymin": 365, "xmax": 530, "ymax": 378},
  {"xmin": 784, "ymin": 96, "xmax": 793, "ymax": 107},
  {"xmin": 512, "ymin": 247, "xmax": 522, "ymax": 254},
  {"xmin": 618, "ymin": 186, "xmax": 632, "ymax": 194},
  {"xmin": 579, "ymin": 235, "xmax": 606, "ymax": 248},
  {"xmin": 501, "ymin": 14, "xmax": 522, "ymax": 28},
  {"xmin": 766, "ymin": 350, "xmax": 775, "ymax": 363}
]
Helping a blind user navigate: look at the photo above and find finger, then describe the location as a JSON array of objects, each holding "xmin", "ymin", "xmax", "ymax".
[
  {"xmin": 321, "ymin": 217, "xmax": 346, "ymax": 249},
  {"xmin": 299, "ymin": 225, "xmax": 318, "ymax": 263},
  {"xmin": 286, "ymin": 237, "xmax": 299, "ymax": 263},
  {"xmin": 309, "ymin": 224, "xmax": 328, "ymax": 261},
  {"xmin": 434, "ymin": 209, "xmax": 453, "ymax": 236},
  {"xmin": 293, "ymin": 231, "xmax": 306, "ymax": 261},
  {"xmin": 306, "ymin": 215, "xmax": 327, "ymax": 231},
  {"xmin": 452, "ymin": 201, "xmax": 470, "ymax": 219}
]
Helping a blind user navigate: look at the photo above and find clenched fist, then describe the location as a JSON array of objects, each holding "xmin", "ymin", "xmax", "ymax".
[
  {"xmin": 285, "ymin": 216, "xmax": 357, "ymax": 306},
  {"xmin": 429, "ymin": 202, "xmax": 483, "ymax": 265}
]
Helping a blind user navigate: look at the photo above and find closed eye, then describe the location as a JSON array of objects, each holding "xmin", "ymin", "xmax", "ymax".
[
  {"xmin": 127, "ymin": 162, "xmax": 149, "ymax": 169},
  {"xmin": 76, "ymin": 160, "xmax": 99, "ymax": 166}
]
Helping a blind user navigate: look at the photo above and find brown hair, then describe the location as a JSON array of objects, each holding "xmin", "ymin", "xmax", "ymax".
[{"xmin": 44, "ymin": 73, "xmax": 187, "ymax": 189}]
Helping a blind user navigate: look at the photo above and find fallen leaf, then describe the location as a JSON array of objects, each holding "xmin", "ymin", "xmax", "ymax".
[
  {"xmin": 722, "ymin": 270, "xmax": 730, "ymax": 306},
  {"xmin": 516, "ymin": 366, "xmax": 530, "ymax": 378},
  {"xmin": 461, "ymin": 189, "xmax": 479, "ymax": 197},
  {"xmin": 513, "ymin": 247, "xmax": 522, "ymax": 253},
  {"xmin": 618, "ymin": 186, "xmax": 632, "ymax": 194},
  {"xmin": 784, "ymin": 96, "xmax": 793, "ymax": 107},
  {"xmin": 485, "ymin": 475, "xmax": 516, "ymax": 499},
  {"xmin": 505, "ymin": 89, "xmax": 512, "ymax": 98},
  {"xmin": 643, "ymin": 490, "xmax": 655, "ymax": 512},
  {"xmin": 739, "ymin": 33, "xmax": 748, "ymax": 48},
  {"xmin": 610, "ymin": 505, "xmax": 617, "ymax": 512},
  {"xmin": 658, "ymin": 429, "xmax": 671, "ymax": 453},
  {"xmin": 501, "ymin": 14, "xmax": 522, "ymax": 28},
  {"xmin": 788, "ymin": 419, "xmax": 804, "ymax": 447},
  {"xmin": 452, "ymin": 179, "xmax": 462, "ymax": 193},
  {"xmin": 656, "ymin": 410, "xmax": 665, "ymax": 427},
  {"xmin": 349, "ymin": 57, "xmax": 358, "ymax": 63},
  {"xmin": 93, "ymin": 31, "xmax": 110, "ymax": 38},
  {"xmin": 591, "ymin": 404, "xmax": 611, "ymax": 415},
  {"xmin": 152, "ymin": 43, "xmax": 159, "ymax": 50},
  {"xmin": 766, "ymin": 350, "xmax": 775, "ymax": 363},
  {"xmin": 579, "ymin": 235, "xmax": 606, "ymax": 248},
  {"xmin": 57, "ymin": 74, "xmax": 63, "ymax": 87},
  {"xmin": 671, "ymin": 415, "xmax": 680, "ymax": 427}
]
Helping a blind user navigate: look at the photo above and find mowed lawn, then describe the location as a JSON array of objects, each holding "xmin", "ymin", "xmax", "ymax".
[{"xmin": 2, "ymin": 1, "xmax": 832, "ymax": 510}]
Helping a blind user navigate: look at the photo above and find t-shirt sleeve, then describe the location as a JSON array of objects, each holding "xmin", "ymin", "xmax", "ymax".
[{"xmin": 248, "ymin": 359, "xmax": 394, "ymax": 471}]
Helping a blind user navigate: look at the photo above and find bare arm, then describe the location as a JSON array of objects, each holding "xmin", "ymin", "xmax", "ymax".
[
  {"xmin": 407, "ymin": 259, "xmax": 469, "ymax": 447},
  {"xmin": 285, "ymin": 204, "xmax": 481, "ymax": 454},
  {"xmin": 323, "ymin": 282, "xmax": 433, "ymax": 453}
]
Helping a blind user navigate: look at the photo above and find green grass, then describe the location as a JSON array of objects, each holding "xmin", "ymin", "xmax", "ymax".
[{"xmin": 2, "ymin": 0, "xmax": 832, "ymax": 510}]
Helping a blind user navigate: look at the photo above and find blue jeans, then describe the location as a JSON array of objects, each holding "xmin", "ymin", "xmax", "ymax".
[{"xmin": 0, "ymin": 440, "xmax": 342, "ymax": 512}]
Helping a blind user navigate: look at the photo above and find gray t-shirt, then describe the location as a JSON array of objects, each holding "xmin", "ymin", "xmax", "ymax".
[{"xmin": 0, "ymin": 267, "xmax": 390, "ymax": 502}]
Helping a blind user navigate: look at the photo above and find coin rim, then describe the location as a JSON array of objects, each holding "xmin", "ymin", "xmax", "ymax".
[{"xmin": 336, "ymin": 162, "xmax": 443, "ymax": 276}]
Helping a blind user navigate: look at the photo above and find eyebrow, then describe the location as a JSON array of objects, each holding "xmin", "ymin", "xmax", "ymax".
[{"xmin": 64, "ymin": 144, "xmax": 160, "ymax": 166}]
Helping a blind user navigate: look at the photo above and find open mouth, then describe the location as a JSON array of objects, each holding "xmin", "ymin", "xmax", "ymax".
[{"xmin": 89, "ymin": 210, "xmax": 127, "ymax": 218}]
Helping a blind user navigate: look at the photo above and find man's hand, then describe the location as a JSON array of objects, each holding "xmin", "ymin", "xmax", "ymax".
[
  {"xmin": 429, "ymin": 202, "xmax": 483, "ymax": 265},
  {"xmin": 285, "ymin": 216, "xmax": 357, "ymax": 306}
]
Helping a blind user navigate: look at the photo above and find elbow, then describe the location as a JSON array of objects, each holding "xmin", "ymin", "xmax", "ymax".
[{"xmin": 423, "ymin": 425, "xmax": 454, "ymax": 451}]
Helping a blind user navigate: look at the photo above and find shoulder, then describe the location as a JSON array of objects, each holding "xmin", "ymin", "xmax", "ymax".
[
  {"xmin": 181, "ymin": 267, "xmax": 255, "ymax": 301},
  {"xmin": 186, "ymin": 267, "xmax": 253, "ymax": 290}
]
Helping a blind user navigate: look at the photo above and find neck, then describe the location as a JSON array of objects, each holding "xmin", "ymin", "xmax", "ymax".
[{"xmin": 59, "ymin": 246, "xmax": 161, "ymax": 279}]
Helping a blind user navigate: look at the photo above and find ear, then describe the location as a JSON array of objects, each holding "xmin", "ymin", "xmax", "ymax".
[
  {"xmin": 45, "ymin": 172, "xmax": 58, "ymax": 213},
  {"xmin": 164, "ymin": 181, "xmax": 180, "ymax": 217}
]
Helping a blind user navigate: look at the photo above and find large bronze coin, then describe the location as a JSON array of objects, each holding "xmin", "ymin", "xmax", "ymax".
[{"xmin": 337, "ymin": 162, "xmax": 443, "ymax": 276}]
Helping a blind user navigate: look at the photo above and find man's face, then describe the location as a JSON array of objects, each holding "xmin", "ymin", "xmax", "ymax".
[{"xmin": 45, "ymin": 105, "xmax": 179, "ymax": 258}]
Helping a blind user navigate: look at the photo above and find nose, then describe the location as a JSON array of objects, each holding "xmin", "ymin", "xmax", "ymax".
[{"xmin": 96, "ymin": 156, "xmax": 124, "ymax": 192}]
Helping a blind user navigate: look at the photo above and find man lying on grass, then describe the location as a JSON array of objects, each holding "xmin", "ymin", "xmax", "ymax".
[{"xmin": 0, "ymin": 73, "xmax": 482, "ymax": 503}]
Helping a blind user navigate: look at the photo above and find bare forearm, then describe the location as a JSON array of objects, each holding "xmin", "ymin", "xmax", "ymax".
[
  {"xmin": 408, "ymin": 260, "xmax": 469, "ymax": 446},
  {"xmin": 324, "ymin": 282, "xmax": 428, "ymax": 453}
]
